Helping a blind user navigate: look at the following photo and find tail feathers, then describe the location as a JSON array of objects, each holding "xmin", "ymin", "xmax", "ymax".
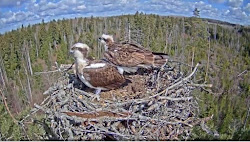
[{"xmin": 152, "ymin": 52, "xmax": 169, "ymax": 66}]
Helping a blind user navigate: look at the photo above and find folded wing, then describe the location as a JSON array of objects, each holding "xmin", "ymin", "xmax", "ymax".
[
  {"xmin": 82, "ymin": 61, "xmax": 126, "ymax": 90},
  {"xmin": 104, "ymin": 43, "xmax": 154, "ymax": 68}
]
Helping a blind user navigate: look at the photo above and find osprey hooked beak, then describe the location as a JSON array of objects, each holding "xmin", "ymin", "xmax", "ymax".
[
  {"xmin": 69, "ymin": 45, "xmax": 75, "ymax": 54},
  {"xmin": 98, "ymin": 36, "xmax": 107, "ymax": 44},
  {"xmin": 98, "ymin": 37, "xmax": 102, "ymax": 41}
]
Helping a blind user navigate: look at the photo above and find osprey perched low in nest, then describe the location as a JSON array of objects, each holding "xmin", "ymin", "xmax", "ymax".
[
  {"xmin": 70, "ymin": 43, "xmax": 126, "ymax": 100},
  {"xmin": 98, "ymin": 34, "xmax": 169, "ymax": 73}
]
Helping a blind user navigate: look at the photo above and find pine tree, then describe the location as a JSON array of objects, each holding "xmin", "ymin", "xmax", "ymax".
[{"xmin": 193, "ymin": 8, "xmax": 200, "ymax": 18}]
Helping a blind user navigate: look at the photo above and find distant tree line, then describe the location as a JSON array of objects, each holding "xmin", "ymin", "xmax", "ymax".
[{"xmin": 0, "ymin": 12, "xmax": 249, "ymax": 140}]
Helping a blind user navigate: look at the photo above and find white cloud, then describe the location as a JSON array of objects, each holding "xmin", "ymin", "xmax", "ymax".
[
  {"xmin": 147, "ymin": 0, "xmax": 193, "ymax": 15},
  {"xmin": 0, "ymin": 0, "xmax": 249, "ymax": 34},
  {"xmin": 145, "ymin": 0, "xmax": 219, "ymax": 18},
  {"xmin": 208, "ymin": 0, "xmax": 225, "ymax": 3},
  {"xmin": 74, "ymin": 5, "xmax": 86, "ymax": 11},
  {"xmin": 0, "ymin": 11, "xmax": 35, "ymax": 24},
  {"xmin": 77, "ymin": 5, "xmax": 86, "ymax": 10},
  {"xmin": 0, "ymin": 0, "xmax": 26, "ymax": 7},
  {"xmin": 121, "ymin": 0, "xmax": 129, "ymax": 4},
  {"xmin": 223, "ymin": 7, "xmax": 249, "ymax": 24},
  {"xmin": 39, "ymin": 2, "xmax": 57, "ymax": 11},
  {"xmin": 228, "ymin": 0, "xmax": 243, "ymax": 8},
  {"xmin": 244, "ymin": 3, "xmax": 250, "ymax": 12},
  {"xmin": 225, "ymin": 9, "xmax": 230, "ymax": 14},
  {"xmin": 193, "ymin": 1, "xmax": 219, "ymax": 18},
  {"xmin": 17, "ymin": 1, "xmax": 21, "ymax": 5},
  {"xmin": 195, "ymin": 1, "xmax": 205, "ymax": 5}
]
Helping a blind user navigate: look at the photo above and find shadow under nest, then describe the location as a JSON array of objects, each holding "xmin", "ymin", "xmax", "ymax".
[{"xmin": 33, "ymin": 62, "xmax": 213, "ymax": 140}]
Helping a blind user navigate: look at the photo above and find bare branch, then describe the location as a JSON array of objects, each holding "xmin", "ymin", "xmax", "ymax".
[
  {"xmin": 34, "ymin": 63, "xmax": 74, "ymax": 75},
  {"xmin": 237, "ymin": 70, "xmax": 248, "ymax": 77},
  {"xmin": 0, "ymin": 90, "xmax": 17, "ymax": 124},
  {"xmin": 150, "ymin": 63, "xmax": 199, "ymax": 98}
]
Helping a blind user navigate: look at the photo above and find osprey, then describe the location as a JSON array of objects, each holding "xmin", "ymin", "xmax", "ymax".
[
  {"xmin": 70, "ymin": 43, "xmax": 126, "ymax": 100},
  {"xmin": 98, "ymin": 34, "xmax": 169, "ymax": 73}
]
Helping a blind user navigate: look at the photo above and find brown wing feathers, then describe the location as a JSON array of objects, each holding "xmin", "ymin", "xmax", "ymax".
[
  {"xmin": 152, "ymin": 52, "xmax": 169, "ymax": 67},
  {"xmin": 106, "ymin": 43, "xmax": 168, "ymax": 67},
  {"xmin": 83, "ymin": 63, "xmax": 125, "ymax": 90}
]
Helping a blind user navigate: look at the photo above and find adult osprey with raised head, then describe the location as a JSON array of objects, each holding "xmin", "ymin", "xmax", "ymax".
[
  {"xmin": 98, "ymin": 34, "xmax": 169, "ymax": 73},
  {"xmin": 70, "ymin": 43, "xmax": 126, "ymax": 100}
]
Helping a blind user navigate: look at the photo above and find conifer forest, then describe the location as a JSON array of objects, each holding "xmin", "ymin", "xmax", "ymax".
[{"xmin": 0, "ymin": 13, "xmax": 249, "ymax": 140}]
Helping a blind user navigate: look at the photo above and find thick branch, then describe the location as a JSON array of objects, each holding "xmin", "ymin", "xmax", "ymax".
[{"xmin": 0, "ymin": 90, "xmax": 17, "ymax": 124}]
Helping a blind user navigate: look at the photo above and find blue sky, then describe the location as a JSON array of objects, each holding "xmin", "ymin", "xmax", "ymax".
[{"xmin": 0, "ymin": 0, "xmax": 249, "ymax": 34}]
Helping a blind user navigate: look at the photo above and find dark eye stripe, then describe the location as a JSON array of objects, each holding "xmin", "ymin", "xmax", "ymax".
[
  {"xmin": 101, "ymin": 37, "xmax": 105, "ymax": 40},
  {"xmin": 72, "ymin": 47, "xmax": 84, "ymax": 50}
]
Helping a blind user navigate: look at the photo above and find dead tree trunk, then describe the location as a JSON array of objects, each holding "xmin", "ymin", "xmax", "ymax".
[
  {"xmin": 0, "ymin": 54, "xmax": 8, "ymax": 90},
  {"xmin": 205, "ymin": 37, "xmax": 211, "ymax": 82},
  {"xmin": 23, "ymin": 61, "xmax": 33, "ymax": 105},
  {"xmin": 27, "ymin": 40, "xmax": 33, "ymax": 75},
  {"xmin": 34, "ymin": 26, "xmax": 39, "ymax": 57},
  {"xmin": 128, "ymin": 22, "xmax": 131, "ymax": 42},
  {"xmin": 164, "ymin": 28, "xmax": 168, "ymax": 53},
  {"xmin": 213, "ymin": 24, "xmax": 217, "ymax": 40},
  {"xmin": 22, "ymin": 43, "xmax": 33, "ymax": 104},
  {"xmin": 191, "ymin": 46, "xmax": 195, "ymax": 71},
  {"xmin": 17, "ymin": 70, "xmax": 24, "ymax": 91},
  {"xmin": 180, "ymin": 18, "xmax": 186, "ymax": 71}
]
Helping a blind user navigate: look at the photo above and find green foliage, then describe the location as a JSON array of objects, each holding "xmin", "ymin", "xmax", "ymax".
[
  {"xmin": 190, "ymin": 126, "xmax": 216, "ymax": 140},
  {"xmin": 25, "ymin": 118, "xmax": 46, "ymax": 140},
  {"xmin": 56, "ymin": 40, "xmax": 68, "ymax": 64},
  {"xmin": 0, "ymin": 104, "xmax": 22, "ymax": 140},
  {"xmin": 232, "ymin": 128, "xmax": 250, "ymax": 140},
  {"xmin": 0, "ymin": 13, "xmax": 249, "ymax": 140}
]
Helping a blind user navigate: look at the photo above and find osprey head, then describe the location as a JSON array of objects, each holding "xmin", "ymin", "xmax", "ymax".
[
  {"xmin": 70, "ymin": 43, "xmax": 90, "ymax": 59},
  {"xmin": 98, "ymin": 34, "xmax": 114, "ymax": 45}
]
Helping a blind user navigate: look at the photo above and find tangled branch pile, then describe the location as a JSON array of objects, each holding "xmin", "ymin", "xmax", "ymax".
[{"xmin": 32, "ymin": 62, "xmax": 213, "ymax": 140}]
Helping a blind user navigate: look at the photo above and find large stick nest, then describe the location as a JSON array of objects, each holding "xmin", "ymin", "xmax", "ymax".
[{"xmin": 34, "ymin": 62, "xmax": 212, "ymax": 140}]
